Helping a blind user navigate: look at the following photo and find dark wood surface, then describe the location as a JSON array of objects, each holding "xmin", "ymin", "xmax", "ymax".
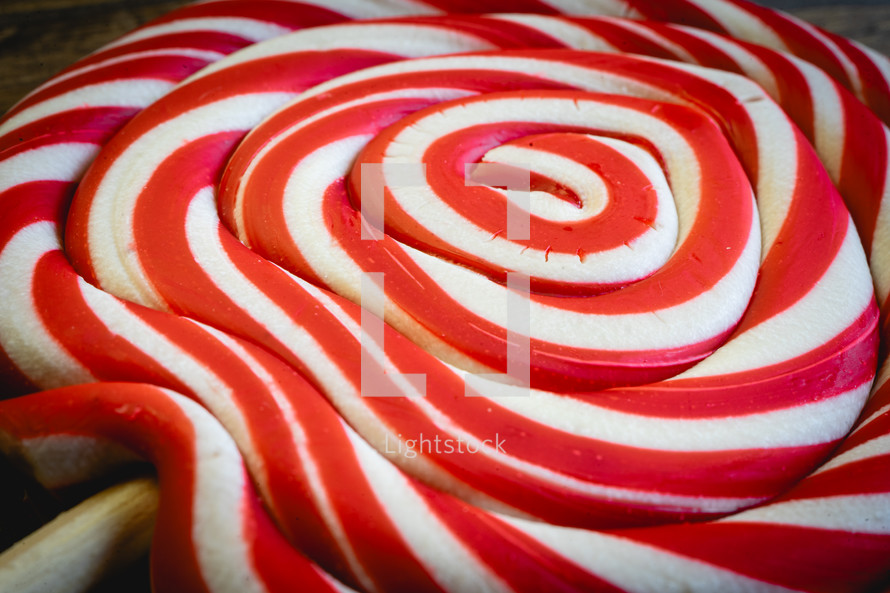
[{"xmin": 1, "ymin": 0, "xmax": 889, "ymax": 115}]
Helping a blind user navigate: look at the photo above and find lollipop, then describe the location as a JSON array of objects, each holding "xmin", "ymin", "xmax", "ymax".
[{"xmin": 0, "ymin": 2, "xmax": 889, "ymax": 592}]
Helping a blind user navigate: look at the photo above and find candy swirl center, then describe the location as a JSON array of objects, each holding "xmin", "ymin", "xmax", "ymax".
[{"xmin": 220, "ymin": 64, "xmax": 759, "ymax": 392}]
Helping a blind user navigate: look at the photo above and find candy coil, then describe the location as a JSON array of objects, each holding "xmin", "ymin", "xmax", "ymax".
[{"xmin": 1, "ymin": 1, "xmax": 889, "ymax": 591}]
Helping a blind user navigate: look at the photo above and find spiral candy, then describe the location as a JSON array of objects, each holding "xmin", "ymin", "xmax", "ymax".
[{"xmin": 1, "ymin": 1, "xmax": 889, "ymax": 591}]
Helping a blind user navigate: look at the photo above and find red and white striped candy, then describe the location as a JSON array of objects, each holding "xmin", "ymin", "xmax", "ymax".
[{"xmin": 1, "ymin": 1, "xmax": 889, "ymax": 592}]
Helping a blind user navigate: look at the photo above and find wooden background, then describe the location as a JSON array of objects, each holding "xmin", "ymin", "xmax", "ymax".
[{"xmin": 1, "ymin": 0, "xmax": 889, "ymax": 115}]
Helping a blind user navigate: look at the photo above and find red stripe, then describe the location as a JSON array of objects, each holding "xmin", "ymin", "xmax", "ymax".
[
  {"xmin": 422, "ymin": 484, "xmax": 626, "ymax": 592},
  {"xmin": 586, "ymin": 17, "xmax": 734, "ymax": 64},
  {"xmin": 4, "ymin": 56, "xmax": 208, "ymax": 120},
  {"xmin": 626, "ymin": 0, "xmax": 730, "ymax": 35},
  {"xmin": 612, "ymin": 305, "xmax": 879, "ymax": 417},
  {"xmin": 405, "ymin": 15, "xmax": 567, "ymax": 49},
  {"xmin": 0, "ymin": 107, "xmax": 137, "ymax": 152},
  {"xmin": 364, "ymin": 386, "xmax": 839, "ymax": 509},
  {"xmin": 420, "ymin": 128, "xmax": 660, "ymax": 267},
  {"xmin": 149, "ymin": 0, "xmax": 349, "ymax": 30},
  {"xmin": 780, "ymin": 453, "xmax": 890, "ymax": 501},
  {"xmin": 419, "ymin": 0, "xmax": 559, "ymax": 14},
  {"xmin": 745, "ymin": 43, "xmax": 817, "ymax": 140},
  {"xmin": 730, "ymin": 0, "xmax": 854, "ymax": 90},
  {"xmin": 57, "ymin": 31, "xmax": 251, "ymax": 74},
  {"xmin": 843, "ymin": 378, "xmax": 890, "ymax": 448},
  {"xmin": 0, "ymin": 181, "xmax": 75, "ymax": 251},
  {"xmin": 734, "ymin": 133, "xmax": 852, "ymax": 333},
  {"xmin": 0, "ymin": 384, "xmax": 209, "ymax": 593},
  {"xmin": 248, "ymin": 489, "xmax": 344, "ymax": 593},
  {"xmin": 634, "ymin": 20, "xmax": 747, "ymax": 72},
  {"xmin": 831, "ymin": 34, "xmax": 890, "ymax": 126},
  {"xmin": 32, "ymin": 252, "xmax": 192, "ymax": 394},
  {"xmin": 330, "ymin": 176, "xmax": 731, "ymax": 391},
  {"xmin": 130, "ymin": 130, "xmax": 246, "ymax": 307},
  {"xmin": 626, "ymin": 521, "xmax": 890, "ymax": 593},
  {"xmin": 358, "ymin": 84, "xmax": 753, "ymax": 309},
  {"xmin": 306, "ymin": 415, "xmax": 447, "ymax": 592},
  {"xmin": 838, "ymin": 89, "xmax": 888, "ymax": 257}
]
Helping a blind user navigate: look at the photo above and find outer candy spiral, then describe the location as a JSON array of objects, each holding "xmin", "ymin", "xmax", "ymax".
[{"xmin": 0, "ymin": 1, "xmax": 889, "ymax": 592}]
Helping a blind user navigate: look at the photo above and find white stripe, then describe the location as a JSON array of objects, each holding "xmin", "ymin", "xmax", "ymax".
[
  {"xmin": 182, "ymin": 187, "xmax": 365, "ymax": 414},
  {"xmin": 0, "ymin": 223, "xmax": 94, "ymax": 388},
  {"xmin": 679, "ymin": 223, "xmax": 874, "ymax": 377},
  {"xmin": 606, "ymin": 18, "xmax": 700, "ymax": 64},
  {"xmin": 537, "ymin": 0, "xmax": 637, "ymax": 18},
  {"xmin": 401, "ymin": 215, "xmax": 759, "ymax": 351},
  {"xmin": 383, "ymin": 100, "xmax": 681, "ymax": 285},
  {"xmin": 867, "ymin": 125, "xmax": 890, "ymax": 305},
  {"xmin": 293, "ymin": 54, "xmax": 677, "ymax": 109},
  {"xmin": 25, "ymin": 49, "xmax": 224, "ymax": 97},
  {"xmin": 491, "ymin": 14, "xmax": 621, "ymax": 52},
  {"xmin": 480, "ymin": 144, "xmax": 613, "ymax": 220},
  {"xmin": 0, "ymin": 142, "xmax": 98, "ymax": 191},
  {"xmin": 77, "ymin": 282, "xmax": 251, "ymax": 444},
  {"xmin": 174, "ymin": 393, "xmax": 267, "ymax": 593},
  {"xmin": 811, "ymin": 432, "xmax": 890, "ymax": 475},
  {"xmin": 681, "ymin": 27, "xmax": 779, "ymax": 98},
  {"xmin": 104, "ymin": 17, "xmax": 292, "ymax": 49},
  {"xmin": 687, "ymin": 0, "xmax": 789, "ymax": 53},
  {"xmin": 85, "ymin": 92, "xmax": 293, "ymax": 309},
  {"xmin": 0, "ymin": 80, "xmax": 173, "ymax": 137},
  {"xmin": 792, "ymin": 56, "xmax": 845, "ymax": 183},
  {"xmin": 792, "ymin": 18, "xmax": 863, "ymax": 100},
  {"xmin": 281, "ymin": 135, "xmax": 375, "ymax": 290},
  {"xmin": 4, "ymin": 48, "xmax": 221, "ymax": 114},
  {"xmin": 722, "ymin": 494, "xmax": 890, "ymax": 534},
  {"xmin": 666, "ymin": 60, "xmax": 797, "ymax": 255},
  {"xmin": 501, "ymin": 515, "xmax": 802, "ymax": 593},
  {"xmin": 285, "ymin": 0, "xmax": 441, "ymax": 18},
  {"xmin": 492, "ymin": 380, "xmax": 869, "ymax": 451},
  {"xmin": 347, "ymin": 429, "xmax": 513, "ymax": 593},
  {"xmin": 188, "ymin": 22, "xmax": 499, "ymax": 82},
  {"xmin": 189, "ymin": 271, "xmax": 377, "ymax": 592}
]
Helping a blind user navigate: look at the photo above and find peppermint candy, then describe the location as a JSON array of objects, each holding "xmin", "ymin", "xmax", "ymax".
[{"xmin": 1, "ymin": 2, "xmax": 889, "ymax": 592}]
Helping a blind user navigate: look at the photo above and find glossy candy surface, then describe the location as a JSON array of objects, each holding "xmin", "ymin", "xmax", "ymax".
[{"xmin": 1, "ymin": 1, "xmax": 889, "ymax": 591}]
